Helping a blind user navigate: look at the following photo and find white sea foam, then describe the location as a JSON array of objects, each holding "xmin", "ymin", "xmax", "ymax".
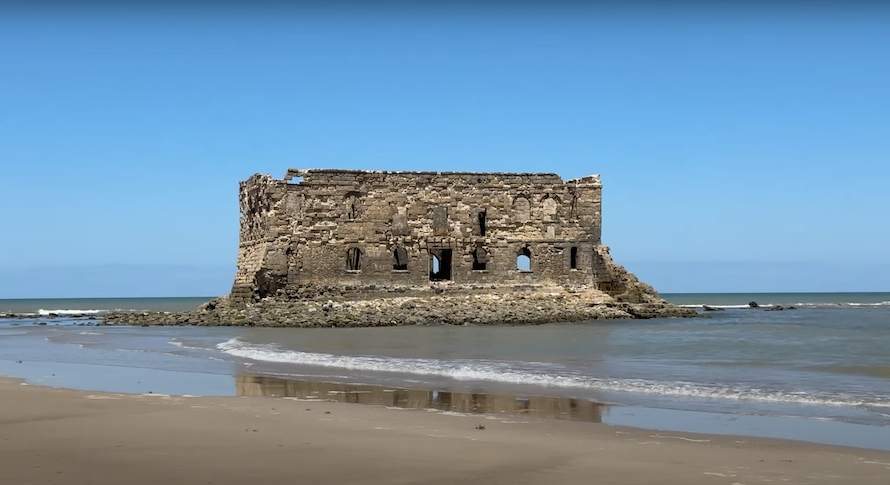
[
  {"xmin": 33, "ymin": 308, "xmax": 155, "ymax": 316},
  {"xmin": 679, "ymin": 304, "xmax": 753, "ymax": 309},
  {"xmin": 168, "ymin": 339, "xmax": 208, "ymax": 351},
  {"xmin": 216, "ymin": 338, "xmax": 889, "ymax": 409},
  {"xmin": 78, "ymin": 331, "xmax": 103, "ymax": 335},
  {"xmin": 38, "ymin": 309, "xmax": 104, "ymax": 316},
  {"xmin": 681, "ymin": 301, "xmax": 890, "ymax": 309}
]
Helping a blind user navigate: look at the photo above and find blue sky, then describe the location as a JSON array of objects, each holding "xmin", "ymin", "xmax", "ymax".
[{"xmin": 1, "ymin": 5, "xmax": 889, "ymax": 297}]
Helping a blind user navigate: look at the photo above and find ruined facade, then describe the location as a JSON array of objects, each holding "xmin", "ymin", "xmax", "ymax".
[{"xmin": 231, "ymin": 169, "xmax": 640, "ymax": 304}]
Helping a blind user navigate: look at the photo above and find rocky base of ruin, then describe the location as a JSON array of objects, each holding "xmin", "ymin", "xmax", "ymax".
[{"xmin": 100, "ymin": 284, "xmax": 698, "ymax": 327}]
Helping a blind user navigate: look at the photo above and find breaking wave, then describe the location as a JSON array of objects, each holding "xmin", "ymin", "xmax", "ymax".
[
  {"xmin": 38, "ymin": 309, "xmax": 105, "ymax": 316},
  {"xmin": 680, "ymin": 301, "xmax": 890, "ymax": 309},
  {"xmin": 216, "ymin": 338, "xmax": 889, "ymax": 409},
  {"xmin": 679, "ymin": 304, "xmax": 752, "ymax": 309},
  {"xmin": 168, "ymin": 338, "xmax": 211, "ymax": 351}
]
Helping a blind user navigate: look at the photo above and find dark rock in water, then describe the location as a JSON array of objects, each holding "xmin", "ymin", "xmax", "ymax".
[
  {"xmin": 701, "ymin": 305, "xmax": 724, "ymax": 311},
  {"xmin": 767, "ymin": 305, "xmax": 785, "ymax": 311},
  {"xmin": 748, "ymin": 301, "xmax": 760, "ymax": 308},
  {"xmin": 35, "ymin": 321, "xmax": 47, "ymax": 326}
]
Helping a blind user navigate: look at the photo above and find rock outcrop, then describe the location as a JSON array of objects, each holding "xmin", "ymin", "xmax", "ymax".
[{"xmin": 102, "ymin": 284, "xmax": 696, "ymax": 327}]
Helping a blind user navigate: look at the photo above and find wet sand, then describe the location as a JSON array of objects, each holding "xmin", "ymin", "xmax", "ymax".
[{"xmin": 2, "ymin": 378, "xmax": 889, "ymax": 484}]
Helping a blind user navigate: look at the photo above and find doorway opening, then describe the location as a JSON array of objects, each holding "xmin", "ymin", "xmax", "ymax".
[
  {"xmin": 570, "ymin": 247, "xmax": 578, "ymax": 269},
  {"xmin": 429, "ymin": 249, "xmax": 453, "ymax": 281}
]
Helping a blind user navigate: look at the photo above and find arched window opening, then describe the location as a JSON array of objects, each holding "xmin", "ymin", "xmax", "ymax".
[
  {"xmin": 346, "ymin": 248, "xmax": 362, "ymax": 271},
  {"xmin": 516, "ymin": 247, "xmax": 531, "ymax": 271},
  {"xmin": 393, "ymin": 246, "xmax": 408, "ymax": 271},
  {"xmin": 472, "ymin": 246, "xmax": 488, "ymax": 271},
  {"xmin": 570, "ymin": 247, "xmax": 578, "ymax": 269}
]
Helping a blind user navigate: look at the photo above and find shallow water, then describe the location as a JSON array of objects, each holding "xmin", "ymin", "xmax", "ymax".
[{"xmin": 1, "ymin": 293, "xmax": 889, "ymax": 449}]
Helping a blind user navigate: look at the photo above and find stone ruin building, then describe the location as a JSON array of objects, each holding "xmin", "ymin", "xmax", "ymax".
[{"xmin": 230, "ymin": 168, "xmax": 651, "ymax": 304}]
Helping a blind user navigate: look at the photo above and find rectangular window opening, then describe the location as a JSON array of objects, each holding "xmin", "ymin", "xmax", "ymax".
[
  {"xmin": 477, "ymin": 210, "xmax": 487, "ymax": 236},
  {"xmin": 347, "ymin": 248, "xmax": 362, "ymax": 271},
  {"xmin": 393, "ymin": 247, "xmax": 408, "ymax": 271},
  {"xmin": 429, "ymin": 249, "xmax": 453, "ymax": 281},
  {"xmin": 472, "ymin": 246, "xmax": 487, "ymax": 270}
]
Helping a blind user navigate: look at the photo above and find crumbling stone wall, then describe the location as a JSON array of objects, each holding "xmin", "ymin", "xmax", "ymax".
[{"xmin": 231, "ymin": 169, "xmax": 647, "ymax": 304}]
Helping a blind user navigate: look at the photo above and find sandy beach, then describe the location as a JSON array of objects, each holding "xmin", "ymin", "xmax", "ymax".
[{"xmin": 2, "ymin": 378, "xmax": 888, "ymax": 485}]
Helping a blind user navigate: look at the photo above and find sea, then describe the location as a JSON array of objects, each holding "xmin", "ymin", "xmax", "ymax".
[{"xmin": 1, "ymin": 293, "xmax": 889, "ymax": 450}]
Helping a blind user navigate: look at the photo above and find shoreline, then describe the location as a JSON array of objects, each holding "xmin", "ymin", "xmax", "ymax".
[
  {"xmin": 3, "ymin": 358, "xmax": 890, "ymax": 453},
  {"xmin": 2, "ymin": 376, "xmax": 889, "ymax": 485}
]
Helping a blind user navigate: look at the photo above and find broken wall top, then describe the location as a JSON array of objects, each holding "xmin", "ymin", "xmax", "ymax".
[{"xmin": 284, "ymin": 168, "xmax": 602, "ymax": 186}]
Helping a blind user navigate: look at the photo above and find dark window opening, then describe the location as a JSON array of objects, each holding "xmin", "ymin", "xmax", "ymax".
[
  {"xmin": 477, "ymin": 210, "xmax": 487, "ymax": 236},
  {"xmin": 393, "ymin": 247, "xmax": 408, "ymax": 270},
  {"xmin": 570, "ymin": 247, "xmax": 578, "ymax": 269},
  {"xmin": 429, "ymin": 249, "xmax": 453, "ymax": 281},
  {"xmin": 472, "ymin": 246, "xmax": 488, "ymax": 271},
  {"xmin": 517, "ymin": 247, "xmax": 531, "ymax": 271},
  {"xmin": 346, "ymin": 248, "xmax": 362, "ymax": 271}
]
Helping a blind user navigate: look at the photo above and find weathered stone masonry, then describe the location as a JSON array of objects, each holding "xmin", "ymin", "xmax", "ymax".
[
  {"xmin": 231, "ymin": 168, "xmax": 643, "ymax": 303},
  {"xmin": 99, "ymin": 168, "xmax": 694, "ymax": 326}
]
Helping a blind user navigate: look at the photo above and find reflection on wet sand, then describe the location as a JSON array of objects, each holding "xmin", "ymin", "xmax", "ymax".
[{"xmin": 236, "ymin": 375, "xmax": 608, "ymax": 423}]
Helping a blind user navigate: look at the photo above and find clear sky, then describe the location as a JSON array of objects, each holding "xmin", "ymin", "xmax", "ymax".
[{"xmin": 1, "ymin": 5, "xmax": 889, "ymax": 298}]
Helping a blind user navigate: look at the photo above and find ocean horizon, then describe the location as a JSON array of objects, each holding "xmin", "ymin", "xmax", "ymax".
[{"xmin": 2, "ymin": 292, "xmax": 889, "ymax": 315}]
